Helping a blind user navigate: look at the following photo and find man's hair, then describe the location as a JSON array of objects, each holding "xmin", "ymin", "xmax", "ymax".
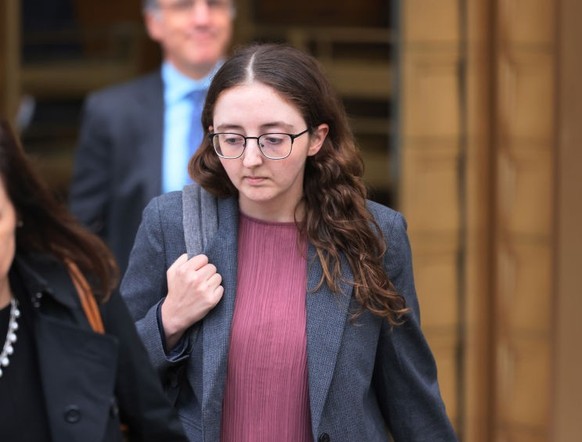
[{"xmin": 143, "ymin": 0, "xmax": 236, "ymax": 11}]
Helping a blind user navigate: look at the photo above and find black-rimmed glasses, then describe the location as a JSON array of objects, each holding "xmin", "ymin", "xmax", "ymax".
[{"xmin": 210, "ymin": 129, "xmax": 310, "ymax": 160}]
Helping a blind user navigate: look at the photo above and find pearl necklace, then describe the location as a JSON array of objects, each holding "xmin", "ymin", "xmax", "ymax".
[{"xmin": 0, "ymin": 298, "xmax": 20, "ymax": 378}]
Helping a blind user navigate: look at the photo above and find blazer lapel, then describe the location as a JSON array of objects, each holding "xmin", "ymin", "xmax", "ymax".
[
  {"xmin": 138, "ymin": 73, "xmax": 165, "ymax": 200},
  {"xmin": 306, "ymin": 247, "xmax": 353, "ymax": 433},
  {"xmin": 195, "ymin": 198, "xmax": 353, "ymax": 438},
  {"xmin": 200, "ymin": 197, "xmax": 239, "ymax": 441}
]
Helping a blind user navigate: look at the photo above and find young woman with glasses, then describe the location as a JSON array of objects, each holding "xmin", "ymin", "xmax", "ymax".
[{"xmin": 121, "ymin": 43, "xmax": 458, "ymax": 442}]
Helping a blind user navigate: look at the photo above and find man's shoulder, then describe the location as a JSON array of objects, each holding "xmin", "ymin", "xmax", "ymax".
[
  {"xmin": 81, "ymin": 71, "xmax": 163, "ymax": 119},
  {"xmin": 88, "ymin": 70, "xmax": 162, "ymax": 103}
]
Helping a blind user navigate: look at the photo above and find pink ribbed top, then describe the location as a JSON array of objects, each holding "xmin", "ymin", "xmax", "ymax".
[{"xmin": 220, "ymin": 214, "xmax": 312, "ymax": 442}]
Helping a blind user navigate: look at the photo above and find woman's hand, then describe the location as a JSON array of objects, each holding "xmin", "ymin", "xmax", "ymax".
[{"xmin": 161, "ymin": 253, "xmax": 224, "ymax": 349}]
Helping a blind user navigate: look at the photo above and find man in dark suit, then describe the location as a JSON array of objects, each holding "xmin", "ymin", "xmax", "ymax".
[{"xmin": 69, "ymin": 0, "xmax": 235, "ymax": 273}]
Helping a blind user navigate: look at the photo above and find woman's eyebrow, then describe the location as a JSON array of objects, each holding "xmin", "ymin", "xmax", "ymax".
[
  {"xmin": 214, "ymin": 123, "xmax": 244, "ymax": 132},
  {"xmin": 260, "ymin": 122, "xmax": 294, "ymax": 131},
  {"xmin": 214, "ymin": 122, "xmax": 294, "ymax": 132}
]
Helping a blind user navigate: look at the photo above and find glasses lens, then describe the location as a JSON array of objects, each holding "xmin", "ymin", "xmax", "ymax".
[
  {"xmin": 214, "ymin": 133, "xmax": 245, "ymax": 158},
  {"xmin": 258, "ymin": 134, "xmax": 292, "ymax": 159}
]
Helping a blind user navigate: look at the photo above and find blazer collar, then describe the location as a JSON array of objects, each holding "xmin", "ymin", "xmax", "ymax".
[
  {"xmin": 11, "ymin": 253, "xmax": 78, "ymax": 309},
  {"xmin": 199, "ymin": 196, "xmax": 353, "ymax": 437},
  {"xmin": 305, "ymin": 246, "xmax": 353, "ymax": 433},
  {"xmin": 199, "ymin": 196, "xmax": 239, "ymax": 440}
]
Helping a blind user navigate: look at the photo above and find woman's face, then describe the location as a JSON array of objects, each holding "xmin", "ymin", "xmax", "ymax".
[
  {"xmin": 211, "ymin": 81, "xmax": 328, "ymax": 221},
  {"xmin": 0, "ymin": 178, "xmax": 17, "ymax": 303}
]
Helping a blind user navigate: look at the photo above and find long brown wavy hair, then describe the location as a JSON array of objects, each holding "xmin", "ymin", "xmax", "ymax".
[
  {"xmin": 190, "ymin": 43, "xmax": 409, "ymax": 325},
  {"xmin": 0, "ymin": 119, "xmax": 118, "ymax": 302}
]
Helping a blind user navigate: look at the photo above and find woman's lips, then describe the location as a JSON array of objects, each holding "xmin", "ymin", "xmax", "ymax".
[{"xmin": 244, "ymin": 176, "xmax": 266, "ymax": 185}]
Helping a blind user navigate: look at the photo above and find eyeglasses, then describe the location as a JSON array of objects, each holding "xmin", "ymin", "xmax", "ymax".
[
  {"xmin": 210, "ymin": 129, "xmax": 310, "ymax": 160},
  {"xmin": 155, "ymin": 0, "xmax": 232, "ymax": 14}
]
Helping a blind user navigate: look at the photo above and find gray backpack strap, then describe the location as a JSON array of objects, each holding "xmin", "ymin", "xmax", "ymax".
[
  {"xmin": 182, "ymin": 183, "xmax": 218, "ymax": 257},
  {"xmin": 166, "ymin": 184, "xmax": 217, "ymax": 405}
]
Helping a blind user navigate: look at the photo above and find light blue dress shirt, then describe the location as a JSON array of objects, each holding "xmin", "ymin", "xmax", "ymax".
[{"xmin": 161, "ymin": 61, "xmax": 221, "ymax": 193}]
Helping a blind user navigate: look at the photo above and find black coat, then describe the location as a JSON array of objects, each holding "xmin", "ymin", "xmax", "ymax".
[{"xmin": 12, "ymin": 254, "xmax": 187, "ymax": 442}]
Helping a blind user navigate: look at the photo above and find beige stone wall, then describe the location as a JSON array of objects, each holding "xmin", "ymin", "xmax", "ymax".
[
  {"xmin": 491, "ymin": 1, "xmax": 555, "ymax": 440},
  {"xmin": 401, "ymin": 0, "xmax": 559, "ymax": 440},
  {"xmin": 400, "ymin": 0, "xmax": 463, "ymax": 431}
]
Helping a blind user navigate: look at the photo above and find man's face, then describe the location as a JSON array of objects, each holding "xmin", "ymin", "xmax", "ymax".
[{"xmin": 145, "ymin": 0, "xmax": 234, "ymax": 79}]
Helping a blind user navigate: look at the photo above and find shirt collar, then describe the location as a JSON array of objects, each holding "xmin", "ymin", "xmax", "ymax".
[{"xmin": 162, "ymin": 61, "xmax": 223, "ymax": 104}]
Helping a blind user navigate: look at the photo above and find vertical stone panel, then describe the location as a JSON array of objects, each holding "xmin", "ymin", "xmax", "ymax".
[
  {"xmin": 498, "ymin": 53, "xmax": 555, "ymax": 142},
  {"xmin": 402, "ymin": 146, "xmax": 460, "ymax": 232},
  {"xmin": 493, "ymin": 0, "xmax": 555, "ymax": 439},
  {"xmin": 404, "ymin": 0, "xmax": 460, "ymax": 42},
  {"xmin": 497, "ymin": 148, "xmax": 552, "ymax": 236},
  {"xmin": 402, "ymin": 51, "xmax": 461, "ymax": 138},
  {"xmin": 497, "ymin": 337, "xmax": 551, "ymax": 427},
  {"xmin": 499, "ymin": 0, "xmax": 555, "ymax": 45},
  {"xmin": 400, "ymin": 0, "xmax": 462, "ymax": 430},
  {"xmin": 497, "ymin": 241, "xmax": 552, "ymax": 333}
]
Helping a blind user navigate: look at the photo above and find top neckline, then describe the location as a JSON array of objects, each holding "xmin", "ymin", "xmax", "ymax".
[{"xmin": 239, "ymin": 212, "xmax": 298, "ymax": 227}]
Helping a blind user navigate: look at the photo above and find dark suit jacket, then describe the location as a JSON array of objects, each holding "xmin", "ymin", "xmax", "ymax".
[
  {"xmin": 12, "ymin": 253, "xmax": 187, "ymax": 442},
  {"xmin": 121, "ymin": 188, "xmax": 458, "ymax": 442},
  {"xmin": 69, "ymin": 72, "xmax": 164, "ymax": 274}
]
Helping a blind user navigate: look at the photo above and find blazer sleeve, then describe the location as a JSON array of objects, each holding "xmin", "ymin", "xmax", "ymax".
[
  {"xmin": 101, "ymin": 290, "xmax": 188, "ymax": 441},
  {"xmin": 120, "ymin": 196, "xmax": 189, "ymax": 378},
  {"xmin": 69, "ymin": 93, "xmax": 112, "ymax": 237},
  {"xmin": 373, "ymin": 211, "xmax": 458, "ymax": 441}
]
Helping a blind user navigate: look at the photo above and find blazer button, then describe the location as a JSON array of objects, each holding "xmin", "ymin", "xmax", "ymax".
[
  {"xmin": 318, "ymin": 433, "xmax": 331, "ymax": 442},
  {"xmin": 110, "ymin": 398, "xmax": 120, "ymax": 418},
  {"xmin": 64, "ymin": 405, "xmax": 82, "ymax": 424}
]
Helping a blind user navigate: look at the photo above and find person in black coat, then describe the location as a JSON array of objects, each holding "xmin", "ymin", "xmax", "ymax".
[{"xmin": 0, "ymin": 118, "xmax": 187, "ymax": 442}]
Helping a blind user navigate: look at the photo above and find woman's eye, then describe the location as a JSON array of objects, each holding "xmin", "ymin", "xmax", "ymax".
[
  {"xmin": 263, "ymin": 135, "xmax": 284, "ymax": 145},
  {"xmin": 224, "ymin": 136, "xmax": 242, "ymax": 145}
]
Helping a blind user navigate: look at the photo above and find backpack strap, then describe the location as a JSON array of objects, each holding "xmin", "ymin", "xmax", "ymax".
[
  {"xmin": 168, "ymin": 184, "xmax": 218, "ymax": 405},
  {"xmin": 182, "ymin": 183, "xmax": 219, "ymax": 257}
]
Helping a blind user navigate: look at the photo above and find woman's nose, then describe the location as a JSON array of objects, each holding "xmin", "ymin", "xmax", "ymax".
[{"xmin": 241, "ymin": 139, "xmax": 264, "ymax": 166}]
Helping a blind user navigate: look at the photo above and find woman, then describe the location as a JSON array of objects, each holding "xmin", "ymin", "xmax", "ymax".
[
  {"xmin": 122, "ymin": 43, "xmax": 458, "ymax": 441},
  {"xmin": 0, "ymin": 119, "xmax": 187, "ymax": 441}
]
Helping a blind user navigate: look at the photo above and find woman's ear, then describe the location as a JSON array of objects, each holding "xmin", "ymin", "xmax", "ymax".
[{"xmin": 307, "ymin": 124, "xmax": 329, "ymax": 156}]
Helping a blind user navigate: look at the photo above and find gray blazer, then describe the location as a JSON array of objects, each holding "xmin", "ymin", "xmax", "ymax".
[{"xmin": 121, "ymin": 188, "xmax": 457, "ymax": 442}]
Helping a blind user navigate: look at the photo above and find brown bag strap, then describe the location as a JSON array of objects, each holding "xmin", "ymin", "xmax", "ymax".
[
  {"xmin": 66, "ymin": 260, "xmax": 105, "ymax": 334},
  {"xmin": 66, "ymin": 260, "xmax": 130, "ymax": 435}
]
